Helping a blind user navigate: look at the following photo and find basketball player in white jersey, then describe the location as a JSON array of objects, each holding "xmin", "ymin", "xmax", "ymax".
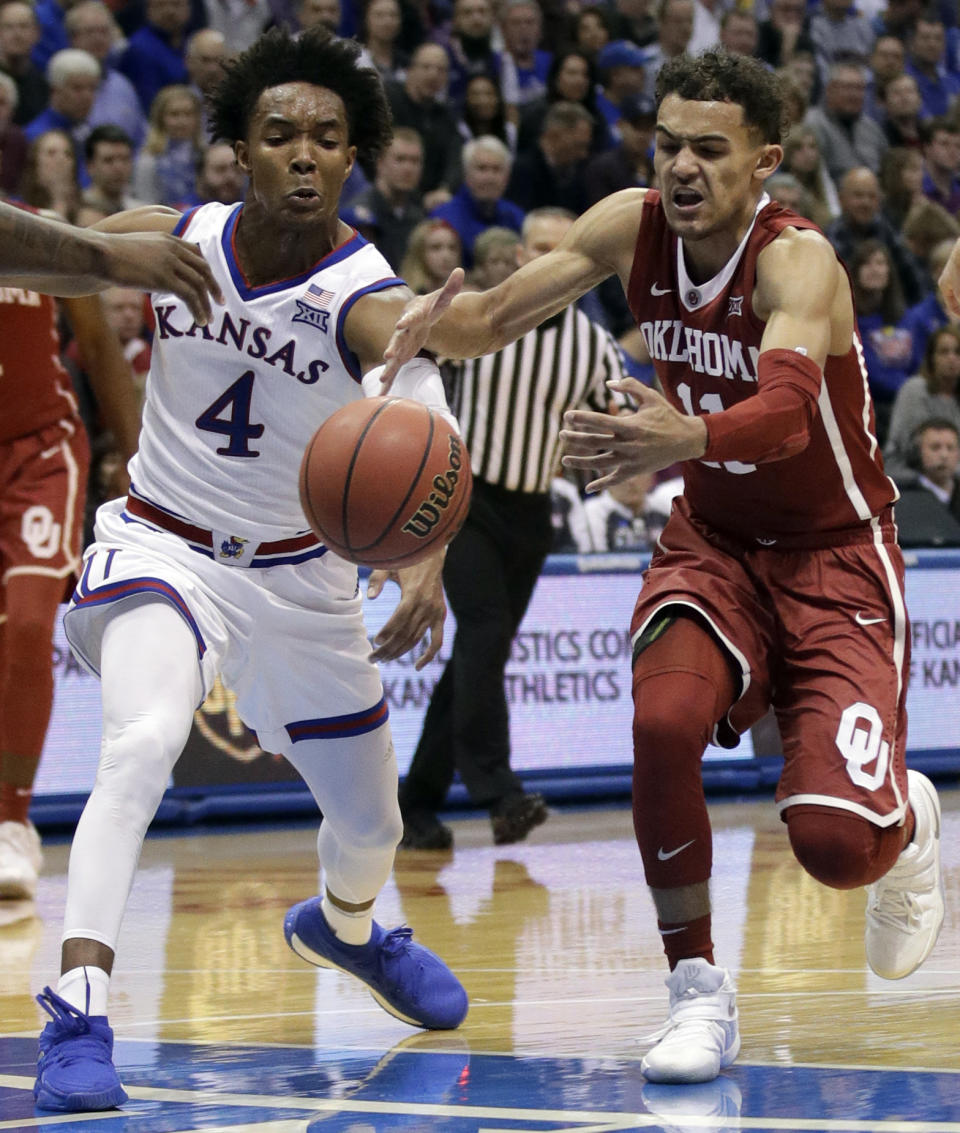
[
  {"xmin": 384, "ymin": 51, "xmax": 944, "ymax": 1086},
  {"xmin": 33, "ymin": 29, "xmax": 467, "ymax": 1114}
]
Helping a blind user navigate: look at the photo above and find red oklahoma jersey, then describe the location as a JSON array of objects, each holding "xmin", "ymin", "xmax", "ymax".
[
  {"xmin": 0, "ymin": 203, "xmax": 79, "ymax": 445},
  {"xmin": 627, "ymin": 191, "xmax": 897, "ymax": 544}
]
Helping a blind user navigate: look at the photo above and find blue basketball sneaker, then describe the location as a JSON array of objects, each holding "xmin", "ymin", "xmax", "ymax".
[
  {"xmin": 34, "ymin": 987, "xmax": 128, "ymax": 1111},
  {"xmin": 284, "ymin": 898, "xmax": 468, "ymax": 1030}
]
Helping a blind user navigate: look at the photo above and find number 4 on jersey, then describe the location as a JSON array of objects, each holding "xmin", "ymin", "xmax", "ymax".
[{"xmin": 196, "ymin": 370, "xmax": 265, "ymax": 458}]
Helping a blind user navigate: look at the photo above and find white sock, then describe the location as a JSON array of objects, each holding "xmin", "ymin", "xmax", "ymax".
[
  {"xmin": 321, "ymin": 895, "xmax": 373, "ymax": 946},
  {"xmin": 57, "ymin": 965, "xmax": 110, "ymax": 1016}
]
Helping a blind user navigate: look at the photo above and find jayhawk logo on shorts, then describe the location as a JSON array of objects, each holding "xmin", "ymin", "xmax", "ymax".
[{"xmin": 220, "ymin": 536, "xmax": 248, "ymax": 560}]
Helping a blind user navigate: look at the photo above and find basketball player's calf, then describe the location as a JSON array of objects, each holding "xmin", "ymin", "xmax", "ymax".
[{"xmin": 630, "ymin": 613, "xmax": 741, "ymax": 1084}]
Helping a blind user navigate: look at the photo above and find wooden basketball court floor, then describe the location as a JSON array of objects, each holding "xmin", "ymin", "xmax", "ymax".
[{"xmin": 1, "ymin": 788, "xmax": 959, "ymax": 1132}]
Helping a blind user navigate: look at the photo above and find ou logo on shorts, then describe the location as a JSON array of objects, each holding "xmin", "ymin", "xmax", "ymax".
[
  {"xmin": 835, "ymin": 702, "xmax": 890, "ymax": 790},
  {"xmin": 21, "ymin": 505, "xmax": 61, "ymax": 560}
]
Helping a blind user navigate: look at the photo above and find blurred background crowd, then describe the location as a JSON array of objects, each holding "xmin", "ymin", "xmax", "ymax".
[{"xmin": 3, "ymin": 0, "xmax": 960, "ymax": 551}]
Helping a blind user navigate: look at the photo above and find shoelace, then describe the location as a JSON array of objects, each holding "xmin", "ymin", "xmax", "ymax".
[
  {"xmin": 381, "ymin": 926, "xmax": 415, "ymax": 956},
  {"xmin": 37, "ymin": 987, "xmax": 92, "ymax": 1038},
  {"xmin": 868, "ymin": 887, "xmax": 923, "ymax": 931}
]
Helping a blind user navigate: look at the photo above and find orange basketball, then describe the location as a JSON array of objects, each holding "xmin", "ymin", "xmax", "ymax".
[{"xmin": 299, "ymin": 397, "xmax": 473, "ymax": 569}]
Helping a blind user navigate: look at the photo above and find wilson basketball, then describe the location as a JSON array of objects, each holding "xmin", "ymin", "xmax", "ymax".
[{"xmin": 299, "ymin": 397, "xmax": 473, "ymax": 569}]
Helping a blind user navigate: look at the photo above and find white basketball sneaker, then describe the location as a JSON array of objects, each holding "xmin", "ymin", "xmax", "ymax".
[
  {"xmin": 641, "ymin": 958, "xmax": 740, "ymax": 1084},
  {"xmin": 0, "ymin": 820, "xmax": 43, "ymax": 900},
  {"xmin": 865, "ymin": 770, "xmax": 944, "ymax": 980}
]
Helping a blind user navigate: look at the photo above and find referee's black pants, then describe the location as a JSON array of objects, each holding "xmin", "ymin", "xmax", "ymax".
[{"xmin": 400, "ymin": 478, "xmax": 554, "ymax": 816}]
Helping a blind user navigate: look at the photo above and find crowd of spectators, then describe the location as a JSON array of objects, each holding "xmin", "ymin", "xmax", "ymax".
[{"xmin": 2, "ymin": 0, "xmax": 959, "ymax": 543}]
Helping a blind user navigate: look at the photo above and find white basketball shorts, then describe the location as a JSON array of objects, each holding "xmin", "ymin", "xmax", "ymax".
[{"xmin": 64, "ymin": 498, "xmax": 387, "ymax": 755}]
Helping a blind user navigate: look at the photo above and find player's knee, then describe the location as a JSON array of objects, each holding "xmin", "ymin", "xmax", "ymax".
[
  {"xmin": 320, "ymin": 803, "xmax": 402, "ymax": 860},
  {"xmin": 785, "ymin": 806, "xmax": 902, "ymax": 889},
  {"xmin": 98, "ymin": 717, "xmax": 184, "ymax": 813},
  {"xmin": 349, "ymin": 806, "xmax": 403, "ymax": 854},
  {"xmin": 631, "ymin": 674, "xmax": 716, "ymax": 775}
]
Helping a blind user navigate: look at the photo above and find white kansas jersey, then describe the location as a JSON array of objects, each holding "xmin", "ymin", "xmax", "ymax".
[{"xmin": 129, "ymin": 202, "xmax": 404, "ymax": 544}]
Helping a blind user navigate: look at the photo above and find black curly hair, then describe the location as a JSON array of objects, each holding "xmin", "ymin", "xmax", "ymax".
[
  {"xmin": 208, "ymin": 27, "xmax": 394, "ymax": 164},
  {"xmin": 655, "ymin": 50, "xmax": 787, "ymax": 145}
]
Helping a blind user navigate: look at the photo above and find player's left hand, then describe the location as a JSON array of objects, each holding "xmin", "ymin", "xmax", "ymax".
[
  {"xmin": 367, "ymin": 549, "xmax": 446, "ymax": 670},
  {"xmin": 381, "ymin": 269, "xmax": 464, "ymax": 391},
  {"xmin": 560, "ymin": 378, "xmax": 707, "ymax": 491}
]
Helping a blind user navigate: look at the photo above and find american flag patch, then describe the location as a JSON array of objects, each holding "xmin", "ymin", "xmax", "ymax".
[{"xmin": 302, "ymin": 284, "xmax": 334, "ymax": 309}]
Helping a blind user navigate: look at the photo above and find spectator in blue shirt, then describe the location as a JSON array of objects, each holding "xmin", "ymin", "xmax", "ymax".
[
  {"xmin": 905, "ymin": 12, "xmax": 960, "ymax": 119},
  {"xmin": 429, "ymin": 134, "xmax": 523, "ymax": 268},
  {"xmin": 24, "ymin": 48, "xmax": 99, "ymax": 185},
  {"xmin": 118, "ymin": 0, "xmax": 192, "ymax": 115}
]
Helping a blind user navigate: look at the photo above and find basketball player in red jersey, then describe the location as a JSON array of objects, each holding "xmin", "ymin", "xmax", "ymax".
[
  {"xmin": 384, "ymin": 50, "xmax": 945, "ymax": 1084},
  {"xmin": 0, "ymin": 201, "xmax": 142, "ymax": 901}
]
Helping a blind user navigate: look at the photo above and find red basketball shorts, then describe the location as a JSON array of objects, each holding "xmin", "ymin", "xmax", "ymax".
[
  {"xmin": 630, "ymin": 500, "xmax": 910, "ymax": 828},
  {"xmin": 0, "ymin": 419, "xmax": 90, "ymax": 593}
]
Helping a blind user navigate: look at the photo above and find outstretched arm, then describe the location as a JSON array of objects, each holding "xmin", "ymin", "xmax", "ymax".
[
  {"xmin": 561, "ymin": 227, "xmax": 839, "ymax": 490},
  {"xmin": 0, "ymin": 201, "xmax": 223, "ymax": 325},
  {"xmin": 381, "ymin": 190, "xmax": 645, "ymax": 386}
]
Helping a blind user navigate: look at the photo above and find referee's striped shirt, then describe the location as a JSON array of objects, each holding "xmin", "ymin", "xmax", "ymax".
[{"xmin": 445, "ymin": 305, "xmax": 628, "ymax": 495}]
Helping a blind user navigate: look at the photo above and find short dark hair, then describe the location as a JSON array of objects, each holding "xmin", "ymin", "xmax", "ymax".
[
  {"xmin": 84, "ymin": 123, "xmax": 133, "ymax": 162},
  {"xmin": 914, "ymin": 416, "xmax": 960, "ymax": 442},
  {"xmin": 655, "ymin": 49, "xmax": 786, "ymax": 144},
  {"xmin": 921, "ymin": 114, "xmax": 960, "ymax": 147},
  {"xmin": 208, "ymin": 27, "xmax": 393, "ymax": 164}
]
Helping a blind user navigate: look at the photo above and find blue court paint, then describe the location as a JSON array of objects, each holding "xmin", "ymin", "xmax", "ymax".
[{"xmin": 2, "ymin": 1035, "xmax": 959, "ymax": 1130}]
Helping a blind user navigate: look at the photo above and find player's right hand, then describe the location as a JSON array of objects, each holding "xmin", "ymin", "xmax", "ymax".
[
  {"xmin": 101, "ymin": 231, "xmax": 224, "ymax": 325},
  {"xmin": 381, "ymin": 268, "xmax": 464, "ymax": 390}
]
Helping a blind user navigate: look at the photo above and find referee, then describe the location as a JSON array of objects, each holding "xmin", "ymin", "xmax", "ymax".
[{"xmin": 400, "ymin": 207, "xmax": 628, "ymax": 850}]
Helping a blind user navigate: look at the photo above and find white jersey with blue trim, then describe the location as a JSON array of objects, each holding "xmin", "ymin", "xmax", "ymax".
[{"xmin": 128, "ymin": 201, "xmax": 404, "ymax": 543}]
